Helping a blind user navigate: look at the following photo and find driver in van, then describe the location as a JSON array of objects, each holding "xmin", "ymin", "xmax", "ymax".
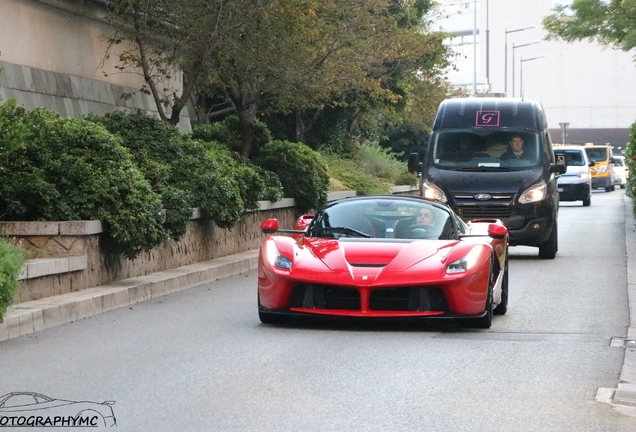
[{"xmin": 500, "ymin": 135, "xmax": 531, "ymax": 160}]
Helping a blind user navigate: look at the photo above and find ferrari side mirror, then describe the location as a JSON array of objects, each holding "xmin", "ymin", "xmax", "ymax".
[
  {"xmin": 487, "ymin": 223, "xmax": 508, "ymax": 239},
  {"xmin": 260, "ymin": 219, "xmax": 279, "ymax": 234}
]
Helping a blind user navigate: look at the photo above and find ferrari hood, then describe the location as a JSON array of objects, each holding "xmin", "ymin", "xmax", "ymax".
[{"xmin": 303, "ymin": 238, "xmax": 448, "ymax": 273}]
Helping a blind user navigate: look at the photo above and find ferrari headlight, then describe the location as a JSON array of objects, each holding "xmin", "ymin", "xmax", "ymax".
[
  {"xmin": 518, "ymin": 180, "xmax": 547, "ymax": 204},
  {"xmin": 422, "ymin": 179, "xmax": 447, "ymax": 203},
  {"xmin": 266, "ymin": 240, "xmax": 292, "ymax": 271},
  {"xmin": 446, "ymin": 248, "xmax": 482, "ymax": 274}
]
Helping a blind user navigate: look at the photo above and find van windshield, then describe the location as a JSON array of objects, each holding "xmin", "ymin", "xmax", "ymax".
[
  {"xmin": 584, "ymin": 147, "xmax": 609, "ymax": 162},
  {"xmin": 431, "ymin": 130, "xmax": 541, "ymax": 170}
]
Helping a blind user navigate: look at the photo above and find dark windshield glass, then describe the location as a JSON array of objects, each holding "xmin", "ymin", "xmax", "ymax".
[
  {"xmin": 307, "ymin": 199, "xmax": 459, "ymax": 240},
  {"xmin": 562, "ymin": 149, "xmax": 586, "ymax": 166},
  {"xmin": 585, "ymin": 147, "xmax": 608, "ymax": 162},
  {"xmin": 431, "ymin": 130, "xmax": 540, "ymax": 169}
]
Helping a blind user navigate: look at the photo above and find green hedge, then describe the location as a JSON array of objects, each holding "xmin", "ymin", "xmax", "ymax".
[
  {"xmin": 0, "ymin": 239, "xmax": 25, "ymax": 323},
  {"xmin": 0, "ymin": 103, "xmax": 167, "ymax": 259},
  {"xmin": 257, "ymin": 140, "xmax": 329, "ymax": 212}
]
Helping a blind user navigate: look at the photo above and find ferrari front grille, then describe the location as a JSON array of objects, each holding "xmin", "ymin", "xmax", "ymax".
[
  {"xmin": 290, "ymin": 284, "xmax": 448, "ymax": 312},
  {"xmin": 452, "ymin": 205, "xmax": 512, "ymax": 220}
]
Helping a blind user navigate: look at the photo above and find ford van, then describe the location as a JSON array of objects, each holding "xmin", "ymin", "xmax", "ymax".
[{"xmin": 408, "ymin": 97, "xmax": 566, "ymax": 259}]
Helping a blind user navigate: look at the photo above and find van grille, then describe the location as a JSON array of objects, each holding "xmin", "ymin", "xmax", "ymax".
[{"xmin": 452, "ymin": 205, "xmax": 512, "ymax": 220}]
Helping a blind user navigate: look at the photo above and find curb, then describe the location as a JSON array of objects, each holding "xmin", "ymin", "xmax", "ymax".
[
  {"xmin": 0, "ymin": 250, "xmax": 259, "ymax": 343},
  {"xmin": 596, "ymin": 196, "xmax": 636, "ymax": 416}
]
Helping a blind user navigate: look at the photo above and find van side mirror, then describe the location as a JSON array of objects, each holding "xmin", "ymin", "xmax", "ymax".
[
  {"xmin": 407, "ymin": 153, "xmax": 422, "ymax": 173},
  {"xmin": 589, "ymin": 161, "xmax": 596, "ymax": 167}
]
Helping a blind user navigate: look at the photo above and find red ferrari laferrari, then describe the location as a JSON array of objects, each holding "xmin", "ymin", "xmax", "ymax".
[{"xmin": 258, "ymin": 196, "xmax": 509, "ymax": 328}]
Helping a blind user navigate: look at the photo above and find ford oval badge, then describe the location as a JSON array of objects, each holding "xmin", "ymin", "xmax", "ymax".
[{"xmin": 475, "ymin": 193, "xmax": 492, "ymax": 200}]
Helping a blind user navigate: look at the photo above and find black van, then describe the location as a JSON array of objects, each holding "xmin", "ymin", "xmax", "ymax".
[{"xmin": 408, "ymin": 97, "xmax": 566, "ymax": 259}]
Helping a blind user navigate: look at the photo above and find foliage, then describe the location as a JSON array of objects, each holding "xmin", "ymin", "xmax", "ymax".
[
  {"xmin": 0, "ymin": 99, "xmax": 29, "ymax": 153},
  {"xmin": 543, "ymin": 0, "xmax": 636, "ymax": 52},
  {"xmin": 103, "ymin": 0, "xmax": 271, "ymax": 125},
  {"xmin": 86, "ymin": 110, "xmax": 249, "ymax": 232},
  {"xmin": 257, "ymin": 140, "xmax": 329, "ymax": 211},
  {"xmin": 192, "ymin": 121, "xmax": 283, "ymax": 203},
  {"xmin": 0, "ymin": 238, "xmax": 25, "ymax": 323},
  {"xmin": 625, "ymin": 123, "xmax": 636, "ymax": 210},
  {"xmin": 0, "ymin": 103, "xmax": 166, "ymax": 259},
  {"xmin": 322, "ymin": 141, "xmax": 416, "ymax": 195}
]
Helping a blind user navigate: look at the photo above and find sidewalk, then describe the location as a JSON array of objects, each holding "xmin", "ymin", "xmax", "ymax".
[{"xmin": 0, "ymin": 249, "xmax": 259, "ymax": 343}]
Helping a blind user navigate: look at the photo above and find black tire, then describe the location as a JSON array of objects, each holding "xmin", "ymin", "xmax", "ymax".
[
  {"xmin": 582, "ymin": 196, "xmax": 591, "ymax": 207},
  {"xmin": 493, "ymin": 258, "xmax": 508, "ymax": 316},
  {"xmin": 466, "ymin": 259, "xmax": 494, "ymax": 329},
  {"xmin": 538, "ymin": 225, "xmax": 557, "ymax": 259}
]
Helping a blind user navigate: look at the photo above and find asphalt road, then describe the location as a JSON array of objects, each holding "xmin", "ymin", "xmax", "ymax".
[{"xmin": 0, "ymin": 190, "xmax": 633, "ymax": 431}]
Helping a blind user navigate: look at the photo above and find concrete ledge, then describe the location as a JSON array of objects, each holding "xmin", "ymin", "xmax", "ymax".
[
  {"xmin": 0, "ymin": 221, "xmax": 103, "ymax": 236},
  {"xmin": 0, "ymin": 249, "xmax": 259, "ymax": 342},
  {"xmin": 18, "ymin": 255, "xmax": 88, "ymax": 280}
]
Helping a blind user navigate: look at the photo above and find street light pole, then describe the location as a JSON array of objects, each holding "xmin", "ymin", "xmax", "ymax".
[
  {"xmin": 504, "ymin": 25, "xmax": 536, "ymax": 95},
  {"xmin": 512, "ymin": 41, "xmax": 541, "ymax": 97},
  {"xmin": 520, "ymin": 56, "xmax": 545, "ymax": 98}
]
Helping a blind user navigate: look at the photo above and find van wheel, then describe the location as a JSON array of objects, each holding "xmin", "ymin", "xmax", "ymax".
[
  {"xmin": 538, "ymin": 226, "xmax": 557, "ymax": 259},
  {"xmin": 582, "ymin": 196, "xmax": 591, "ymax": 207}
]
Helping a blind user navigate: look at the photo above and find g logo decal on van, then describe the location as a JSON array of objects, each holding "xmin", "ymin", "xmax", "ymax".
[{"xmin": 476, "ymin": 111, "xmax": 500, "ymax": 126}]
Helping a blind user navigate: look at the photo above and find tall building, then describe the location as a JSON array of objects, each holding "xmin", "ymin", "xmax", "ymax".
[{"xmin": 434, "ymin": 0, "xmax": 636, "ymax": 152}]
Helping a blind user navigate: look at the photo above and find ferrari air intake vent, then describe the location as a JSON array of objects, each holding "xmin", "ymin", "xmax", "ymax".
[
  {"xmin": 369, "ymin": 287, "xmax": 448, "ymax": 312},
  {"xmin": 290, "ymin": 284, "xmax": 360, "ymax": 310}
]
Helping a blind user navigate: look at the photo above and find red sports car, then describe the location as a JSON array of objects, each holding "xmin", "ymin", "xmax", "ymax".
[{"xmin": 258, "ymin": 196, "xmax": 509, "ymax": 328}]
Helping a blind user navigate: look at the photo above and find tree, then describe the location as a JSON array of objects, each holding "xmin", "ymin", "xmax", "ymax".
[
  {"xmin": 543, "ymin": 0, "xmax": 636, "ymax": 52},
  {"xmin": 104, "ymin": 0, "xmax": 272, "ymax": 126}
]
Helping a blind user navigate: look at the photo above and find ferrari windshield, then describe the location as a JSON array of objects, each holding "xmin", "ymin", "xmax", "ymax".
[
  {"xmin": 306, "ymin": 198, "xmax": 462, "ymax": 240},
  {"xmin": 431, "ymin": 130, "xmax": 541, "ymax": 170}
]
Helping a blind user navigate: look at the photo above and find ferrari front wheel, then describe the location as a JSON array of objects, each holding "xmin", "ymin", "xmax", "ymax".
[
  {"xmin": 493, "ymin": 258, "xmax": 508, "ymax": 316},
  {"xmin": 466, "ymin": 263, "xmax": 494, "ymax": 329}
]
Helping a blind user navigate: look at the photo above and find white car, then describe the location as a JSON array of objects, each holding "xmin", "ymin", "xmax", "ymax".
[
  {"xmin": 557, "ymin": 146, "xmax": 592, "ymax": 206},
  {"xmin": 613, "ymin": 155, "xmax": 628, "ymax": 189}
]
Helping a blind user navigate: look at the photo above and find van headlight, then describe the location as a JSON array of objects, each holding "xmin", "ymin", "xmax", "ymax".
[
  {"xmin": 597, "ymin": 165, "xmax": 607, "ymax": 173},
  {"xmin": 422, "ymin": 180, "xmax": 448, "ymax": 203},
  {"xmin": 266, "ymin": 240, "xmax": 292, "ymax": 271},
  {"xmin": 518, "ymin": 180, "xmax": 547, "ymax": 204},
  {"xmin": 578, "ymin": 172, "xmax": 589, "ymax": 179}
]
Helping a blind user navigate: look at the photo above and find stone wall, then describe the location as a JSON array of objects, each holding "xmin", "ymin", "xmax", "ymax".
[{"xmin": 2, "ymin": 200, "xmax": 305, "ymax": 303}]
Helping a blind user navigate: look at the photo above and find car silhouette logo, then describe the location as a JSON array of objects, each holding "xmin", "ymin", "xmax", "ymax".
[{"xmin": 475, "ymin": 194, "xmax": 492, "ymax": 200}]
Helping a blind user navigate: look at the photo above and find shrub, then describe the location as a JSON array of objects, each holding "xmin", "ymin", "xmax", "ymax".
[
  {"xmin": 626, "ymin": 123, "xmax": 636, "ymax": 205},
  {"xmin": 322, "ymin": 152, "xmax": 394, "ymax": 195},
  {"xmin": 0, "ymin": 102, "xmax": 167, "ymax": 259},
  {"xmin": 191, "ymin": 116, "xmax": 272, "ymax": 157},
  {"xmin": 258, "ymin": 140, "xmax": 329, "ymax": 211},
  {"xmin": 0, "ymin": 238, "xmax": 25, "ymax": 323},
  {"xmin": 87, "ymin": 111, "xmax": 252, "ymax": 232}
]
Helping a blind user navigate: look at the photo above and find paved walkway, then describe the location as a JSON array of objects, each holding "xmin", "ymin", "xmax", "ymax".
[{"xmin": 1, "ymin": 197, "xmax": 635, "ymax": 415}]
